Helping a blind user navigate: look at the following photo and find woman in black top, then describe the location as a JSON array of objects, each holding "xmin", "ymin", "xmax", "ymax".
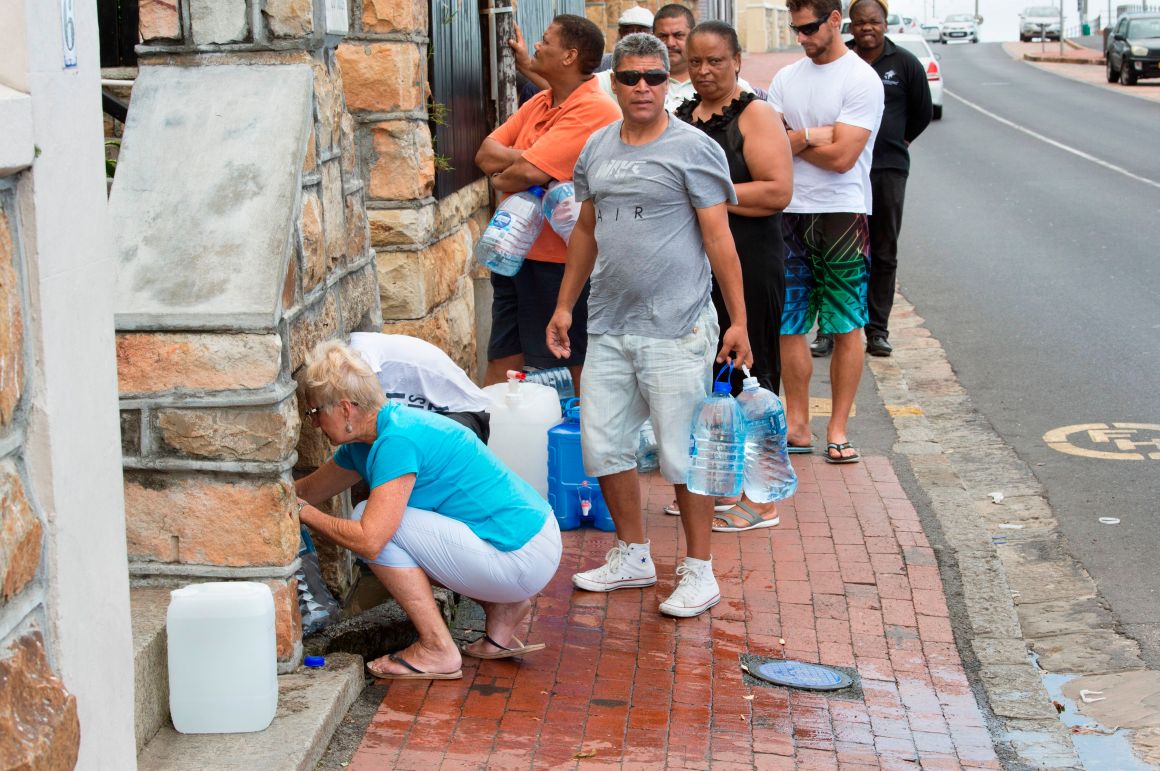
[{"xmin": 676, "ymin": 21, "xmax": 794, "ymax": 531}]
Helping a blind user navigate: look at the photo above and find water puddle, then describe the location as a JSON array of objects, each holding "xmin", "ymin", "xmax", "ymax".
[{"xmin": 1038, "ymin": 668, "xmax": 1151, "ymax": 770}]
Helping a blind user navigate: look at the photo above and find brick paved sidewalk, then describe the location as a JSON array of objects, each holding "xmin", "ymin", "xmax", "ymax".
[{"xmin": 347, "ymin": 456, "xmax": 1000, "ymax": 769}]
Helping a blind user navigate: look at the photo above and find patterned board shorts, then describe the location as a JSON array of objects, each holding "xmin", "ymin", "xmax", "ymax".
[{"xmin": 780, "ymin": 212, "xmax": 870, "ymax": 336}]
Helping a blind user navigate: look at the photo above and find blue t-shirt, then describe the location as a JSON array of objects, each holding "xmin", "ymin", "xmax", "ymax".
[{"xmin": 333, "ymin": 403, "xmax": 549, "ymax": 551}]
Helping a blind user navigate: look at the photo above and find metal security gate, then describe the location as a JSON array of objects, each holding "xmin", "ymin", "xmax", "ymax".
[
  {"xmin": 98, "ymin": 0, "xmax": 139, "ymax": 67},
  {"xmin": 430, "ymin": 0, "xmax": 488, "ymax": 198}
]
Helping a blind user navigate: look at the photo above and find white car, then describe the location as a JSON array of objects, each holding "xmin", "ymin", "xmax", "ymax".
[
  {"xmin": 921, "ymin": 22, "xmax": 942, "ymax": 43},
  {"xmin": 940, "ymin": 13, "xmax": 979, "ymax": 43},
  {"xmin": 1020, "ymin": 6, "xmax": 1062, "ymax": 41},
  {"xmin": 891, "ymin": 34, "xmax": 944, "ymax": 120}
]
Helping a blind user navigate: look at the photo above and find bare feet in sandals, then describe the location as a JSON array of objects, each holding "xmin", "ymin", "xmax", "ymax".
[
  {"xmin": 367, "ymin": 639, "xmax": 462, "ymax": 680},
  {"xmin": 664, "ymin": 495, "xmax": 740, "ymax": 516},
  {"xmin": 712, "ymin": 496, "xmax": 779, "ymax": 532},
  {"xmin": 461, "ymin": 599, "xmax": 545, "ymax": 659}
]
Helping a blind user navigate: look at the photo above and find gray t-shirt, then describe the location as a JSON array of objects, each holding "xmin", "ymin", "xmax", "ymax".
[{"xmin": 573, "ymin": 117, "xmax": 736, "ymax": 339}]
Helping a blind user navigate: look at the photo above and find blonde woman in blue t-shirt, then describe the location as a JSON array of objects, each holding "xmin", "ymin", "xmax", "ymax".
[{"xmin": 294, "ymin": 340, "xmax": 562, "ymax": 680}]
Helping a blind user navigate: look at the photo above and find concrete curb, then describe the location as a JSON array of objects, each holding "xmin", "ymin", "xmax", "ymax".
[{"xmin": 1023, "ymin": 53, "xmax": 1103, "ymax": 64}]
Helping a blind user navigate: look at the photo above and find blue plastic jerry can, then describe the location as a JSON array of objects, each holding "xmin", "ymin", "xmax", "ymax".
[{"xmin": 547, "ymin": 399, "xmax": 613, "ymax": 530}]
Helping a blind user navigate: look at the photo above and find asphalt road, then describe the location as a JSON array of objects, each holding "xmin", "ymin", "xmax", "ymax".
[{"xmin": 898, "ymin": 43, "xmax": 1160, "ymax": 664}]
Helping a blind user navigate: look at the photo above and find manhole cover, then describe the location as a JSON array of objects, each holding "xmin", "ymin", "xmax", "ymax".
[{"xmin": 748, "ymin": 659, "xmax": 853, "ymax": 691}]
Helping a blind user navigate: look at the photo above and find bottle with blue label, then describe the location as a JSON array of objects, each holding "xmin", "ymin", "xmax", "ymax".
[
  {"xmin": 475, "ymin": 186, "xmax": 546, "ymax": 276},
  {"xmin": 686, "ymin": 365, "xmax": 745, "ymax": 497},
  {"xmin": 542, "ymin": 180, "xmax": 579, "ymax": 244},
  {"xmin": 735, "ymin": 368, "xmax": 797, "ymax": 503}
]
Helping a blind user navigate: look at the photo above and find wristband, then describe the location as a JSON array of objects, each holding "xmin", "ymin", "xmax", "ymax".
[{"xmin": 804, "ymin": 127, "xmax": 810, "ymax": 147}]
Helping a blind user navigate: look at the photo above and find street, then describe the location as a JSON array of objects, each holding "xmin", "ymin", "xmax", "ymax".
[{"xmin": 901, "ymin": 42, "xmax": 1160, "ymax": 668}]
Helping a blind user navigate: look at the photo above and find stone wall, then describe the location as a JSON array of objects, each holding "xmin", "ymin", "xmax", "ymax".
[
  {"xmin": 341, "ymin": 2, "xmax": 488, "ymax": 375},
  {"xmin": 121, "ymin": 0, "xmax": 382, "ymax": 670}
]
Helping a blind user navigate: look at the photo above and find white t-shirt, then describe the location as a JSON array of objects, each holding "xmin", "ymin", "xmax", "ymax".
[
  {"xmin": 768, "ymin": 50, "xmax": 884, "ymax": 214},
  {"xmin": 349, "ymin": 333, "xmax": 491, "ymax": 414}
]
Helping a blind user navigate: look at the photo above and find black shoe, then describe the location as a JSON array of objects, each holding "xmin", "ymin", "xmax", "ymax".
[
  {"xmin": 809, "ymin": 333, "xmax": 833, "ymax": 357},
  {"xmin": 866, "ymin": 334, "xmax": 893, "ymax": 357}
]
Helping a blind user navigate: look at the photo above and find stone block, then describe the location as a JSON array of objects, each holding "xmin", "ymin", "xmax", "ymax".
[
  {"xmin": 339, "ymin": 112, "xmax": 357, "ymax": 178},
  {"xmin": 123, "ymin": 472, "xmax": 298, "ymax": 567},
  {"xmin": 362, "ymin": 0, "xmax": 427, "ymax": 34},
  {"xmin": 368, "ymin": 205, "xmax": 434, "ymax": 248},
  {"xmin": 0, "ymin": 206, "xmax": 23, "ymax": 429},
  {"xmin": 338, "ymin": 264, "xmax": 380, "ymax": 332},
  {"xmin": 266, "ymin": 577, "xmax": 302, "ymax": 660},
  {"xmin": 367, "ymin": 120, "xmax": 434, "ymax": 200},
  {"xmin": 288, "ymin": 293, "xmax": 338, "ymax": 371},
  {"xmin": 320, "ymin": 161, "xmax": 347, "ymax": 266},
  {"xmin": 381, "ymin": 284, "xmax": 475, "ymax": 373},
  {"xmin": 303, "ymin": 126, "xmax": 316, "ymax": 174},
  {"xmin": 190, "ymin": 0, "xmax": 249, "ymax": 45},
  {"xmin": 432, "ymin": 178, "xmax": 489, "ymax": 236},
  {"xmin": 281, "ymin": 244, "xmax": 299, "ymax": 312},
  {"xmin": 312, "ymin": 58, "xmax": 344, "ymax": 152},
  {"xmin": 263, "ymin": 0, "xmax": 314, "ymax": 38},
  {"xmin": 299, "ymin": 188, "xmax": 326, "ymax": 291},
  {"xmin": 139, "ymin": 0, "xmax": 181, "ymax": 42},
  {"xmin": 0, "ymin": 633, "xmax": 80, "ymax": 769},
  {"xmin": 121, "ymin": 410, "xmax": 142, "ymax": 456},
  {"xmin": 344, "ymin": 192, "xmax": 368, "ymax": 262},
  {"xmin": 155, "ymin": 399, "xmax": 300, "ymax": 463},
  {"xmin": 335, "ymin": 42, "xmax": 422, "ymax": 114},
  {"xmin": 116, "ymin": 332, "xmax": 282, "ymax": 396},
  {"xmin": 377, "ymin": 228, "xmax": 470, "ymax": 320},
  {"xmin": 111, "ymin": 65, "xmax": 312, "ymax": 330},
  {"xmin": 0, "ymin": 460, "xmax": 41, "ymax": 601},
  {"xmin": 294, "ymin": 399, "xmax": 336, "ymax": 470}
]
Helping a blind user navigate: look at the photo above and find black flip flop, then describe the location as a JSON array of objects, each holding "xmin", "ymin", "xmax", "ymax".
[{"xmin": 824, "ymin": 442, "xmax": 861, "ymax": 464}]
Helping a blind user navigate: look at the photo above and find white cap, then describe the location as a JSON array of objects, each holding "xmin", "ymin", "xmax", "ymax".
[{"xmin": 618, "ymin": 5, "xmax": 654, "ymax": 27}]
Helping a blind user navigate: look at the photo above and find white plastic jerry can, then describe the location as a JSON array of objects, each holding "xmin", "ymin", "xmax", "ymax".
[{"xmin": 167, "ymin": 581, "xmax": 278, "ymax": 734}]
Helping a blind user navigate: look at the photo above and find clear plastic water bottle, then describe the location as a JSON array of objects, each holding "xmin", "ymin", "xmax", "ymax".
[
  {"xmin": 736, "ymin": 371, "xmax": 797, "ymax": 503},
  {"xmin": 508, "ymin": 367, "xmax": 574, "ymax": 404},
  {"xmin": 542, "ymin": 181, "xmax": 579, "ymax": 244},
  {"xmin": 636, "ymin": 418, "xmax": 659, "ymax": 472},
  {"xmin": 475, "ymin": 186, "xmax": 547, "ymax": 276},
  {"xmin": 686, "ymin": 366, "xmax": 745, "ymax": 497}
]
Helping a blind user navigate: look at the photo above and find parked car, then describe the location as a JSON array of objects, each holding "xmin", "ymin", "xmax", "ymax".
[
  {"xmin": 891, "ymin": 33, "xmax": 944, "ymax": 120},
  {"xmin": 1019, "ymin": 6, "xmax": 1061, "ymax": 41},
  {"xmin": 900, "ymin": 16, "xmax": 921, "ymax": 34},
  {"xmin": 1105, "ymin": 13, "xmax": 1160, "ymax": 85},
  {"xmin": 940, "ymin": 13, "xmax": 979, "ymax": 43},
  {"xmin": 840, "ymin": 17, "xmax": 853, "ymax": 42},
  {"xmin": 921, "ymin": 22, "xmax": 942, "ymax": 43},
  {"xmin": 886, "ymin": 13, "xmax": 907, "ymax": 34}
]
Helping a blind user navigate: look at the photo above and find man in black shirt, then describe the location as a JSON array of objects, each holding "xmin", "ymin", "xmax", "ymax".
[{"xmin": 811, "ymin": 0, "xmax": 931, "ymax": 358}]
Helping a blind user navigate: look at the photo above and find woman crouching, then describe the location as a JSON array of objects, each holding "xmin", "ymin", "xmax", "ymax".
[{"xmin": 294, "ymin": 339, "xmax": 562, "ymax": 679}]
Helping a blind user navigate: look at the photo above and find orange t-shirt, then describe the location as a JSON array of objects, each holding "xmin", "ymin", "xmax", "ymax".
[{"xmin": 488, "ymin": 77, "xmax": 620, "ymax": 264}]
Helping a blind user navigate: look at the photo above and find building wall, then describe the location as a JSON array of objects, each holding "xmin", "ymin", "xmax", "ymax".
[{"xmin": 0, "ymin": 1, "xmax": 136, "ymax": 767}]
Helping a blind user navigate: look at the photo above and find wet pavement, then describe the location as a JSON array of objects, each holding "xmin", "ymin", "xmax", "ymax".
[{"xmin": 344, "ymin": 458, "xmax": 1000, "ymax": 769}]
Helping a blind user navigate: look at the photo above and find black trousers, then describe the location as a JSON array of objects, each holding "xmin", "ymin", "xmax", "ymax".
[
  {"xmin": 712, "ymin": 232, "xmax": 785, "ymax": 395},
  {"xmin": 866, "ymin": 169, "xmax": 908, "ymax": 339}
]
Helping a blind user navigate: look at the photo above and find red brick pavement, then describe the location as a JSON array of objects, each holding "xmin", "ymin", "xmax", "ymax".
[{"xmin": 347, "ymin": 456, "xmax": 1000, "ymax": 770}]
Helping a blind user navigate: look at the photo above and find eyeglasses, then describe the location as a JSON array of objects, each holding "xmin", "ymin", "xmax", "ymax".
[
  {"xmin": 789, "ymin": 17, "xmax": 827, "ymax": 36},
  {"xmin": 613, "ymin": 69, "xmax": 669, "ymax": 87},
  {"xmin": 305, "ymin": 401, "xmax": 358, "ymax": 419}
]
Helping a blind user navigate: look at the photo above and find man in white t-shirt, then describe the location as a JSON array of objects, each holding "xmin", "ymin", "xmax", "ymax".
[
  {"xmin": 348, "ymin": 332, "xmax": 493, "ymax": 443},
  {"xmin": 767, "ymin": 0, "xmax": 884, "ymax": 466}
]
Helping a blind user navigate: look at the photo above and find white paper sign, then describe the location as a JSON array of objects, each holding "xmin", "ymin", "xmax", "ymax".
[
  {"xmin": 61, "ymin": 0, "xmax": 77, "ymax": 68},
  {"xmin": 325, "ymin": 0, "xmax": 349, "ymax": 36}
]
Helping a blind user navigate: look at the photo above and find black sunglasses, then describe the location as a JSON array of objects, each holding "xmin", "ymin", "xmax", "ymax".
[
  {"xmin": 789, "ymin": 17, "xmax": 827, "ymax": 36},
  {"xmin": 613, "ymin": 69, "xmax": 669, "ymax": 87}
]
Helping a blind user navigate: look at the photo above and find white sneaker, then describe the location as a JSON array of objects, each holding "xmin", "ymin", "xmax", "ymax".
[
  {"xmin": 572, "ymin": 541, "xmax": 657, "ymax": 592},
  {"xmin": 659, "ymin": 558, "xmax": 720, "ymax": 617}
]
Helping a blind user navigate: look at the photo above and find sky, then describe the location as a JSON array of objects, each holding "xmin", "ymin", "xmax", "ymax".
[{"xmin": 883, "ymin": 0, "xmax": 1098, "ymax": 43}]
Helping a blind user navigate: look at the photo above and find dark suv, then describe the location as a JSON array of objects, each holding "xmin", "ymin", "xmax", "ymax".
[{"xmin": 1106, "ymin": 13, "xmax": 1160, "ymax": 85}]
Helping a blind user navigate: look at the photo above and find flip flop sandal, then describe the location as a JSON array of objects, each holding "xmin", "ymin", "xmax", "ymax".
[
  {"xmin": 711, "ymin": 501, "xmax": 781, "ymax": 532},
  {"xmin": 461, "ymin": 634, "xmax": 546, "ymax": 660},
  {"xmin": 787, "ymin": 443, "xmax": 814, "ymax": 454},
  {"xmin": 663, "ymin": 498, "xmax": 741, "ymax": 516},
  {"xmin": 824, "ymin": 442, "xmax": 861, "ymax": 464},
  {"xmin": 366, "ymin": 653, "xmax": 463, "ymax": 680}
]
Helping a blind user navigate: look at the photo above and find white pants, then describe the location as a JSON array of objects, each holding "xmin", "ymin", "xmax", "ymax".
[{"xmin": 351, "ymin": 502, "xmax": 562, "ymax": 604}]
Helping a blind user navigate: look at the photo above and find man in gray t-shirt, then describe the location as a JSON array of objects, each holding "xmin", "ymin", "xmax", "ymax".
[{"xmin": 546, "ymin": 32, "xmax": 752, "ymax": 620}]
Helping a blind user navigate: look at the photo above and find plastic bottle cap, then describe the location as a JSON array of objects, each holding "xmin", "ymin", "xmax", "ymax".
[
  {"xmin": 304, "ymin": 655, "xmax": 325, "ymax": 668},
  {"xmin": 742, "ymin": 376, "xmax": 760, "ymax": 390},
  {"xmin": 713, "ymin": 380, "xmax": 732, "ymax": 394},
  {"xmin": 528, "ymin": 185, "xmax": 546, "ymax": 198}
]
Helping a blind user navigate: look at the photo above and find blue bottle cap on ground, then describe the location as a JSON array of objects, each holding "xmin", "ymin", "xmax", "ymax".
[{"xmin": 304, "ymin": 655, "xmax": 325, "ymax": 668}]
